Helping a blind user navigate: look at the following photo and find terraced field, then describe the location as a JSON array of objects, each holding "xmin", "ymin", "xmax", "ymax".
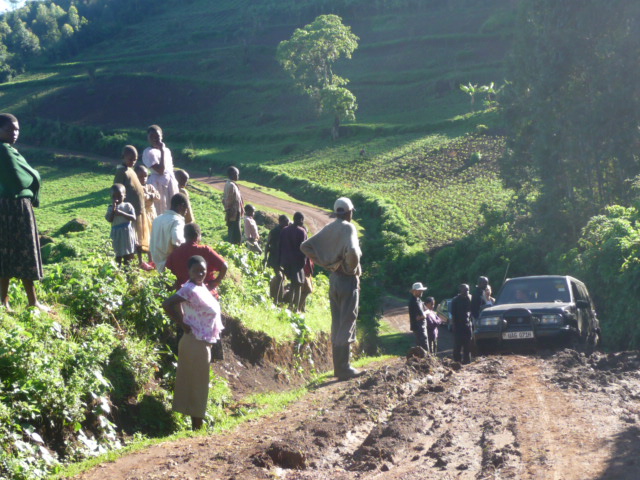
[{"xmin": 264, "ymin": 132, "xmax": 511, "ymax": 247}]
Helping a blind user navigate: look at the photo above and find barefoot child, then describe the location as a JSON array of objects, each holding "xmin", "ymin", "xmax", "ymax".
[
  {"xmin": 243, "ymin": 204, "xmax": 262, "ymax": 254},
  {"xmin": 114, "ymin": 145, "xmax": 152, "ymax": 270},
  {"xmin": 175, "ymin": 169, "xmax": 195, "ymax": 224},
  {"xmin": 106, "ymin": 184, "xmax": 137, "ymax": 266},
  {"xmin": 136, "ymin": 165, "xmax": 160, "ymax": 265}
]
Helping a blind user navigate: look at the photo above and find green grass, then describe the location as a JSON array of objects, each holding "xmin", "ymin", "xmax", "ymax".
[{"xmin": 32, "ymin": 161, "xmax": 331, "ymax": 342}]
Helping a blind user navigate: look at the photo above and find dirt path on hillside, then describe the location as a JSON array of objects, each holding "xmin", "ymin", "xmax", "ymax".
[
  {"xmin": 73, "ymin": 351, "xmax": 640, "ymax": 480},
  {"xmin": 193, "ymin": 175, "xmax": 332, "ymax": 235}
]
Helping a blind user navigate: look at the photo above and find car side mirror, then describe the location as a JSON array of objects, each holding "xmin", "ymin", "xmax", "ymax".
[{"xmin": 576, "ymin": 300, "xmax": 589, "ymax": 309}]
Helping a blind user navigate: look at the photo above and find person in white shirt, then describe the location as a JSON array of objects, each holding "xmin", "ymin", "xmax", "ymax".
[
  {"xmin": 142, "ymin": 124, "xmax": 179, "ymax": 215},
  {"xmin": 300, "ymin": 197, "xmax": 363, "ymax": 381},
  {"xmin": 243, "ymin": 204, "xmax": 262, "ymax": 253},
  {"xmin": 150, "ymin": 193, "xmax": 188, "ymax": 272}
]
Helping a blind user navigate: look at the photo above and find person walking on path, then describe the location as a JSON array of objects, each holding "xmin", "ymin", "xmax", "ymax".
[
  {"xmin": 451, "ymin": 283, "xmax": 473, "ymax": 364},
  {"xmin": 163, "ymin": 255, "xmax": 224, "ymax": 431},
  {"xmin": 142, "ymin": 124, "xmax": 179, "ymax": 216},
  {"xmin": 222, "ymin": 166, "xmax": 244, "ymax": 245},
  {"xmin": 264, "ymin": 214, "xmax": 290, "ymax": 303},
  {"xmin": 471, "ymin": 276, "xmax": 489, "ymax": 321},
  {"xmin": 279, "ymin": 211, "xmax": 308, "ymax": 312},
  {"xmin": 0, "ymin": 113, "xmax": 48, "ymax": 312},
  {"xmin": 166, "ymin": 223, "xmax": 228, "ymax": 297},
  {"xmin": 408, "ymin": 282, "xmax": 429, "ymax": 351},
  {"xmin": 424, "ymin": 296, "xmax": 443, "ymax": 354},
  {"xmin": 301, "ymin": 197, "xmax": 363, "ymax": 381},
  {"xmin": 150, "ymin": 193, "xmax": 188, "ymax": 272},
  {"xmin": 114, "ymin": 145, "xmax": 150, "ymax": 269}
]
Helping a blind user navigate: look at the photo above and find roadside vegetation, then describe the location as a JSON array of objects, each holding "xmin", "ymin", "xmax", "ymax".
[{"xmin": 0, "ymin": 159, "xmax": 331, "ymax": 479}]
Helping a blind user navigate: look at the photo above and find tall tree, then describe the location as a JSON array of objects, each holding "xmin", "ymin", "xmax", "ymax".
[
  {"xmin": 276, "ymin": 14, "xmax": 359, "ymax": 138},
  {"xmin": 504, "ymin": 0, "xmax": 640, "ymax": 243}
]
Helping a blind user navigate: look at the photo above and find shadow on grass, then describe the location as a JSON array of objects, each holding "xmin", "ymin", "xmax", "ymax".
[
  {"xmin": 44, "ymin": 188, "xmax": 110, "ymax": 209},
  {"xmin": 378, "ymin": 331, "xmax": 414, "ymax": 357}
]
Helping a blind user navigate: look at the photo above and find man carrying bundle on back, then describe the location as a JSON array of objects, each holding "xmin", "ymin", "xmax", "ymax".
[{"xmin": 301, "ymin": 197, "xmax": 363, "ymax": 381}]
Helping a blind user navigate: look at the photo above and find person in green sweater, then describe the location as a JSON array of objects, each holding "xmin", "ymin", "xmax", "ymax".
[{"xmin": 0, "ymin": 113, "xmax": 48, "ymax": 312}]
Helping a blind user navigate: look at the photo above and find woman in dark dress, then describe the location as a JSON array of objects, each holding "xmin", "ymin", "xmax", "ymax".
[{"xmin": 0, "ymin": 113, "xmax": 48, "ymax": 311}]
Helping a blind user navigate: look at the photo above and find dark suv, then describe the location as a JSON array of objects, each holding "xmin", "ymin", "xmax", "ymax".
[{"xmin": 474, "ymin": 275, "xmax": 600, "ymax": 351}]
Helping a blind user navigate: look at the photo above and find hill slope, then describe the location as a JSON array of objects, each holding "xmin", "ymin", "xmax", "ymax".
[{"xmin": 0, "ymin": 0, "xmax": 513, "ymax": 135}]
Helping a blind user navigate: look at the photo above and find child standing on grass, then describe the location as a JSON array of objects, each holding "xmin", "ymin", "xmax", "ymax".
[
  {"xmin": 106, "ymin": 183, "xmax": 137, "ymax": 266},
  {"xmin": 136, "ymin": 165, "xmax": 160, "ymax": 266},
  {"xmin": 175, "ymin": 169, "xmax": 195, "ymax": 224},
  {"xmin": 243, "ymin": 204, "xmax": 262, "ymax": 254}
]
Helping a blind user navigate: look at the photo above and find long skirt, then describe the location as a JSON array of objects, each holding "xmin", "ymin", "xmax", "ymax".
[
  {"xmin": 172, "ymin": 332, "xmax": 212, "ymax": 418},
  {"xmin": 0, "ymin": 197, "xmax": 43, "ymax": 280}
]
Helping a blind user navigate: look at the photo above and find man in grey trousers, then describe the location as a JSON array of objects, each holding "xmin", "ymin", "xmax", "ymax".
[{"xmin": 300, "ymin": 197, "xmax": 363, "ymax": 380}]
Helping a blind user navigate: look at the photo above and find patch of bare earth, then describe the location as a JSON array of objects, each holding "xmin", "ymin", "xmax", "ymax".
[{"xmin": 73, "ymin": 349, "xmax": 640, "ymax": 480}]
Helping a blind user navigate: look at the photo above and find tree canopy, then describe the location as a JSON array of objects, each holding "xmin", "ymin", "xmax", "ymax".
[
  {"xmin": 504, "ymin": 0, "xmax": 640, "ymax": 242},
  {"xmin": 276, "ymin": 14, "xmax": 359, "ymax": 137}
]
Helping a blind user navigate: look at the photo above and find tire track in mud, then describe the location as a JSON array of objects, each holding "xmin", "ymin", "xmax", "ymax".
[{"xmin": 73, "ymin": 352, "xmax": 640, "ymax": 480}]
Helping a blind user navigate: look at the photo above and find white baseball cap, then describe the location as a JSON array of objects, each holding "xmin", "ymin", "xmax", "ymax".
[
  {"xmin": 334, "ymin": 197, "xmax": 355, "ymax": 213},
  {"xmin": 411, "ymin": 282, "xmax": 428, "ymax": 292}
]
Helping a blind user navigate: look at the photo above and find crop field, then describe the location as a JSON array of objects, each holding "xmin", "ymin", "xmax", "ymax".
[{"xmin": 256, "ymin": 131, "xmax": 511, "ymax": 248}]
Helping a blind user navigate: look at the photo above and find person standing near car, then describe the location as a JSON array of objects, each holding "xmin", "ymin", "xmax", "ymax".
[
  {"xmin": 471, "ymin": 275, "xmax": 489, "ymax": 320},
  {"xmin": 451, "ymin": 283, "xmax": 473, "ymax": 364},
  {"xmin": 408, "ymin": 282, "xmax": 429, "ymax": 351}
]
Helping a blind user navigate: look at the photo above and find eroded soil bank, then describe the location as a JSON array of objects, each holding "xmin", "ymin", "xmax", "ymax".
[{"xmin": 74, "ymin": 349, "xmax": 640, "ymax": 480}]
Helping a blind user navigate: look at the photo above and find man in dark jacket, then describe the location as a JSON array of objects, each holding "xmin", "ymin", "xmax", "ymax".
[
  {"xmin": 451, "ymin": 283, "xmax": 473, "ymax": 364},
  {"xmin": 470, "ymin": 276, "xmax": 489, "ymax": 320},
  {"xmin": 264, "ymin": 215, "xmax": 290, "ymax": 303}
]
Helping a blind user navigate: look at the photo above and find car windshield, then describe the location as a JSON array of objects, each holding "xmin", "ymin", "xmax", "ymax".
[{"xmin": 496, "ymin": 278, "xmax": 571, "ymax": 305}]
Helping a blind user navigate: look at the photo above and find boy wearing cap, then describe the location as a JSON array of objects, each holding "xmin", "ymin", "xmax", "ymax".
[
  {"xmin": 409, "ymin": 282, "xmax": 429, "ymax": 351},
  {"xmin": 300, "ymin": 197, "xmax": 363, "ymax": 381}
]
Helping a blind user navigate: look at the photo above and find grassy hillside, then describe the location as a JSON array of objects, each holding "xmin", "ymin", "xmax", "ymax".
[{"xmin": 0, "ymin": 0, "xmax": 513, "ymax": 135}]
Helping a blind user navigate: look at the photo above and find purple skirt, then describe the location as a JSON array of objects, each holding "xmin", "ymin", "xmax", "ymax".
[{"xmin": 0, "ymin": 197, "xmax": 43, "ymax": 280}]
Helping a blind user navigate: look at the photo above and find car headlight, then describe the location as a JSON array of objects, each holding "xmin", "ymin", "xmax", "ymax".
[
  {"xmin": 480, "ymin": 316, "xmax": 501, "ymax": 326},
  {"xmin": 539, "ymin": 314, "xmax": 562, "ymax": 325}
]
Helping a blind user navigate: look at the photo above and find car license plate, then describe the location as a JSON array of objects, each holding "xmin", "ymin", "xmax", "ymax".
[{"xmin": 502, "ymin": 331, "xmax": 534, "ymax": 340}]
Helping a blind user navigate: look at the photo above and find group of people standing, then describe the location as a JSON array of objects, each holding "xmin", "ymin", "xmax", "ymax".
[
  {"xmin": 0, "ymin": 111, "xmax": 366, "ymax": 427},
  {"xmin": 409, "ymin": 276, "xmax": 495, "ymax": 365},
  {"xmin": 221, "ymin": 166, "xmax": 365, "ymax": 380}
]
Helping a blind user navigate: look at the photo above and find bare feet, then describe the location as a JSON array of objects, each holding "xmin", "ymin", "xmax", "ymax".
[
  {"xmin": 1, "ymin": 303, "xmax": 13, "ymax": 313},
  {"xmin": 30, "ymin": 302, "xmax": 51, "ymax": 313}
]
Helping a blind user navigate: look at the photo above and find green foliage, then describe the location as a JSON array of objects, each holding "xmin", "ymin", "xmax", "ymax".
[
  {"xmin": 557, "ymin": 206, "xmax": 640, "ymax": 350},
  {"xmin": 0, "ymin": 310, "xmax": 120, "ymax": 479},
  {"xmin": 505, "ymin": 0, "xmax": 640, "ymax": 245},
  {"xmin": 277, "ymin": 14, "xmax": 359, "ymax": 133}
]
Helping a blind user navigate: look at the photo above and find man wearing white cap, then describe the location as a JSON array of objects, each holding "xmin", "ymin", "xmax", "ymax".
[
  {"xmin": 408, "ymin": 282, "xmax": 429, "ymax": 351},
  {"xmin": 300, "ymin": 197, "xmax": 363, "ymax": 380}
]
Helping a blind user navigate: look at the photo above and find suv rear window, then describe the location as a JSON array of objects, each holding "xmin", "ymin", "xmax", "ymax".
[{"xmin": 497, "ymin": 278, "xmax": 571, "ymax": 305}]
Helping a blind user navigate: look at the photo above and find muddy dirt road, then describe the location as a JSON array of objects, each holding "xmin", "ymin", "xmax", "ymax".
[{"xmin": 75, "ymin": 350, "xmax": 640, "ymax": 480}]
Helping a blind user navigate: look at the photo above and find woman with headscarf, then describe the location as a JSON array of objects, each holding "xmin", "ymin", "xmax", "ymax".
[{"xmin": 0, "ymin": 113, "xmax": 48, "ymax": 311}]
